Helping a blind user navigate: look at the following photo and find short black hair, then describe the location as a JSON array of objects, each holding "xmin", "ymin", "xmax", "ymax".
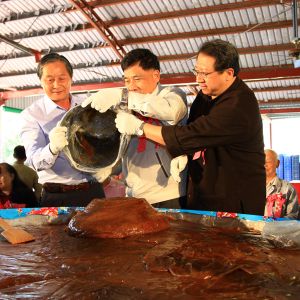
[
  {"xmin": 121, "ymin": 48, "xmax": 160, "ymax": 71},
  {"xmin": 13, "ymin": 145, "xmax": 26, "ymax": 160},
  {"xmin": 37, "ymin": 53, "xmax": 73, "ymax": 79},
  {"xmin": 198, "ymin": 39, "xmax": 240, "ymax": 76}
]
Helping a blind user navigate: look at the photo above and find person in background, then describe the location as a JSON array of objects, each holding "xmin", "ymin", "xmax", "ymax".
[
  {"xmin": 0, "ymin": 163, "xmax": 38, "ymax": 208},
  {"xmin": 20, "ymin": 53, "xmax": 105, "ymax": 207},
  {"xmin": 264, "ymin": 149, "xmax": 299, "ymax": 219},
  {"xmin": 13, "ymin": 145, "xmax": 42, "ymax": 201},
  {"xmin": 115, "ymin": 39, "xmax": 266, "ymax": 215},
  {"xmin": 82, "ymin": 48, "xmax": 188, "ymax": 208}
]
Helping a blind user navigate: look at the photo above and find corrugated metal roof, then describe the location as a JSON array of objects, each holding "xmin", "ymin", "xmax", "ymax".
[
  {"xmin": 0, "ymin": 0, "xmax": 299, "ymax": 115},
  {"xmin": 5, "ymin": 94, "xmax": 42, "ymax": 110}
]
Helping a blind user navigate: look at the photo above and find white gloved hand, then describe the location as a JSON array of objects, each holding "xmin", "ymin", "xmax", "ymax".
[
  {"xmin": 115, "ymin": 111, "xmax": 143, "ymax": 135},
  {"xmin": 81, "ymin": 88, "xmax": 123, "ymax": 112},
  {"xmin": 93, "ymin": 167, "xmax": 112, "ymax": 183},
  {"xmin": 49, "ymin": 126, "xmax": 68, "ymax": 155},
  {"xmin": 170, "ymin": 155, "xmax": 188, "ymax": 183}
]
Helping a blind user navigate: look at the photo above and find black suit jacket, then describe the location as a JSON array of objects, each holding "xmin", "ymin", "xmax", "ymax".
[{"xmin": 162, "ymin": 77, "xmax": 266, "ymax": 215}]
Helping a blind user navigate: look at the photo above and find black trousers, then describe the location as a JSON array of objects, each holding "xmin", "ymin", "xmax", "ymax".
[{"xmin": 40, "ymin": 182, "xmax": 105, "ymax": 207}]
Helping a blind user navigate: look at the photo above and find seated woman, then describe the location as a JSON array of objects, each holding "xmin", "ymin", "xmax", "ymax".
[{"xmin": 0, "ymin": 163, "xmax": 38, "ymax": 208}]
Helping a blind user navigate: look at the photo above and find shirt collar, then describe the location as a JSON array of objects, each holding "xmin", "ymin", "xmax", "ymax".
[
  {"xmin": 201, "ymin": 77, "xmax": 240, "ymax": 102},
  {"xmin": 267, "ymin": 176, "xmax": 279, "ymax": 188},
  {"xmin": 152, "ymin": 84, "xmax": 160, "ymax": 96},
  {"xmin": 44, "ymin": 94, "xmax": 78, "ymax": 115}
]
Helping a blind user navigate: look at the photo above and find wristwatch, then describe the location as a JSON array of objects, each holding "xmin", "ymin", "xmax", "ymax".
[{"xmin": 136, "ymin": 122, "xmax": 145, "ymax": 136}]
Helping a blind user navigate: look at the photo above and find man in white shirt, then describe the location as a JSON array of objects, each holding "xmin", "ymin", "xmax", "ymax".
[{"xmin": 82, "ymin": 49, "xmax": 188, "ymax": 208}]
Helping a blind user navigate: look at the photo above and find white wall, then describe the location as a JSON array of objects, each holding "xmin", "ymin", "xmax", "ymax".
[
  {"xmin": 262, "ymin": 116, "xmax": 300, "ymax": 155},
  {"xmin": 0, "ymin": 107, "xmax": 22, "ymax": 164},
  {"xmin": 262, "ymin": 116, "xmax": 271, "ymax": 149}
]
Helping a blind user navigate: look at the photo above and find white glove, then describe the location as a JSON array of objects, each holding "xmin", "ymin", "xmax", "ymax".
[
  {"xmin": 49, "ymin": 126, "xmax": 68, "ymax": 155},
  {"xmin": 81, "ymin": 88, "xmax": 123, "ymax": 112},
  {"xmin": 93, "ymin": 167, "xmax": 112, "ymax": 183},
  {"xmin": 170, "ymin": 155, "xmax": 188, "ymax": 183},
  {"xmin": 115, "ymin": 111, "xmax": 143, "ymax": 135}
]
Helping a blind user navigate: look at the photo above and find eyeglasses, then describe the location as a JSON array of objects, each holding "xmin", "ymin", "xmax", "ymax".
[{"xmin": 192, "ymin": 69, "xmax": 219, "ymax": 79}]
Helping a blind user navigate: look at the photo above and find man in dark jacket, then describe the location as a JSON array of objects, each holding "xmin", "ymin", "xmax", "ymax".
[{"xmin": 115, "ymin": 39, "xmax": 266, "ymax": 215}]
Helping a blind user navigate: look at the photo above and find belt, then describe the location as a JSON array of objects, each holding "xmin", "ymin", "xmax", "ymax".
[{"xmin": 43, "ymin": 182, "xmax": 95, "ymax": 193}]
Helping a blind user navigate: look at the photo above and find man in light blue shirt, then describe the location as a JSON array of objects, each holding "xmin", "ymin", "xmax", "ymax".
[{"xmin": 20, "ymin": 53, "xmax": 104, "ymax": 207}]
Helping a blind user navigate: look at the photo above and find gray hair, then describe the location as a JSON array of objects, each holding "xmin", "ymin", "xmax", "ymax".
[
  {"xmin": 264, "ymin": 149, "xmax": 278, "ymax": 161},
  {"xmin": 37, "ymin": 53, "xmax": 73, "ymax": 79}
]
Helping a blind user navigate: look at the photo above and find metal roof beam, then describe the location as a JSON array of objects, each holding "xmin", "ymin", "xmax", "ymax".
[
  {"xmin": 253, "ymin": 86, "xmax": 300, "ymax": 93},
  {"xmin": 5, "ymin": 15, "xmax": 284, "ymax": 48},
  {"xmin": 239, "ymin": 65, "xmax": 300, "ymax": 80},
  {"xmin": 259, "ymin": 98, "xmax": 300, "ymax": 104},
  {"xmin": 0, "ymin": 34, "xmax": 41, "ymax": 62},
  {"xmin": 120, "ymin": 20, "xmax": 292, "ymax": 45},
  {"xmin": 260, "ymin": 98, "xmax": 300, "ymax": 114},
  {"xmin": 62, "ymin": 0, "xmax": 139, "ymax": 16},
  {"xmin": 2, "ymin": 83, "xmax": 300, "ymax": 100},
  {"xmin": 3, "ymin": 27, "xmax": 293, "ymax": 61},
  {"xmin": 0, "ymin": 4, "xmax": 70, "ymax": 23},
  {"xmin": 186, "ymin": 86, "xmax": 300, "ymax": 96},
  {"xmin": 69, "ymin": 0, "xmax": 126, "ymax": 59},
  {"xmin": 156, "ymin": 43, "xmax": 294, "ymax": 61},
  {"xmin": 245, "ymin": 76, "xmax": 300, "ymax": 83},
  {"xmin": 0, "ymin": 0, "xmax": 135, "ymax": 23},
  {"xmin": 1, "ymin": 66, "xmax": 300, "ymax": 97},
  {"xmin": 72, "ymin": 0, "xmax": 137, "ymax": 9},
  {"xmin": 0, "ymin": 48, "xmax": 298, "ymax": 78},
  {"xmin": 2, "ymin": 81, "xmax": 124, "ymax": 99},
  {"xmin": 0, "ymin": 0, "xmax": 287, "ymax": 24},
  {"xmin": 158, "ymin": 67, "xmax": 300, "ymax": 85},
  {"xmin": 2, "ymin": 23, "xmax": 94, "ymax": 42},
  {"xmin": 187, "ymin": 87, "xmax": 300, "ymax": 96},
  {"xmin": 107, "ymin": 0, "xmax": 291, "ymax": 27},
  {"xmin": 0, "ymin": 2, "xmax": 291, "ymax": 42},
  {"xmin": 0, "ymin": 59, "xmax": 120, "ymax": 78},
  {"xmin": 260, "ymin": 108, "xmax": 300, "ymax": 114},
  {"xmin": 0, "ymin": 40, "xmax": 109, "ymax": 60}
]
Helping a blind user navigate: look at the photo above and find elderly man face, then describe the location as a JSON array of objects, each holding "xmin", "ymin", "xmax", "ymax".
[
  {"xmin": 40, "ymin": 61, "xmax": 72, "ymax": 104},
  {"xmin": 264, "ymin": 150, "xmax": 279, "ymax": 180}
]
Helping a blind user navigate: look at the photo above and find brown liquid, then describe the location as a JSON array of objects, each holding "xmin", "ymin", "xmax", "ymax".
[
  {"xmin": 68, "ymin": 198, "xmax": 170, "ymax": 238},
  {"xmin": 0, "ymin": 220, "xmax": 300, "ymax": 299}
]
